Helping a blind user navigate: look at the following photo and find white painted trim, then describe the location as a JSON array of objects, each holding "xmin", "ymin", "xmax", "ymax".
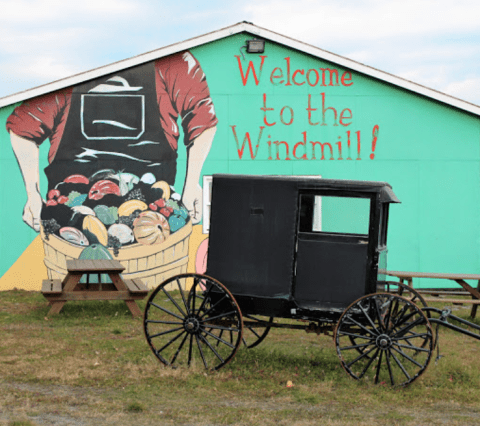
[{"xmin": 1, "ymin": 21, "xmax": 480, "ymax": 116}]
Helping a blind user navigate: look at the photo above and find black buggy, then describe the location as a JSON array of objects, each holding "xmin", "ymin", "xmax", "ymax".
[{"xmin": 143, "ymin": 175, "xmax": 480, "ymax": 386}]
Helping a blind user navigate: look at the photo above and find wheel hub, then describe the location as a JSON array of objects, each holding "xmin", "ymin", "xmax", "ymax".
[
  {"xmin": 184, "ymin": 316, "xmax": 201, "ymax": 334},
  {"xmin": 376, "ymin": 334, "xmax": 392, "ymax": 350}
]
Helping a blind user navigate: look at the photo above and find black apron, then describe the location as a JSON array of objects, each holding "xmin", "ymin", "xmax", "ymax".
[{"xmin": 45, "ymin": 62, "xmax": 177, "ymax": 190}]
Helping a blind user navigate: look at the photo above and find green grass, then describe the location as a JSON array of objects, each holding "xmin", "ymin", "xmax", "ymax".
[{"xmin": 1, "ymin": 290, "xmax": 480, "ymax": 426}]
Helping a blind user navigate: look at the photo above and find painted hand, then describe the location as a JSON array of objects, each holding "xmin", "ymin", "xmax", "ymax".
[
  {"xmin": 23, "ymin": 191, "xmax": 43, "ymax": 232},
  {"xmin": 182, "ymin": 183, "xmax": 203, "ymax": 224}
]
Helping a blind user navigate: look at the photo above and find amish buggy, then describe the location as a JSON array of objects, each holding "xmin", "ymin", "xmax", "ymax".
[{"xmin": 143, "ymin": 175, "xmax": 480, "ymax": 386}]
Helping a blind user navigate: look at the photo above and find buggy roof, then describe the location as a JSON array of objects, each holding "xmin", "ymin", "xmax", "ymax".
[{"xmin": 212, "ymin": 174, "xmax": 401, "ymax": 203}]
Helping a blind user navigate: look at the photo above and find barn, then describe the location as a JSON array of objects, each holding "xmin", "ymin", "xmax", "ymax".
[{"xmin": 0, "ymin": 21, "xmax": 478, "ymax": 291}]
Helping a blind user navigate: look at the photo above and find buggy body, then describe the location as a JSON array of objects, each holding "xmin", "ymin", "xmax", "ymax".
[{"xmin": 206, "ymin": 174, "xmax": 400, "ymax": 321}]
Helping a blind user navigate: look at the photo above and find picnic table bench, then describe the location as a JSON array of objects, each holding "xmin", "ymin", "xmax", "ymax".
[
  {"xmin": 41, "ymin": 259, "xmax": 148, "ymax": 317},
  {"xmin": 386, "ymin": 270, "xmax": 480, "ymax": 318}
]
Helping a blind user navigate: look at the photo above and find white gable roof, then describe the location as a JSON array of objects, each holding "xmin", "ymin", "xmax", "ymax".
[{"xmin": 1, "ymin": 21, "xmax": 480, "ymax": 116}]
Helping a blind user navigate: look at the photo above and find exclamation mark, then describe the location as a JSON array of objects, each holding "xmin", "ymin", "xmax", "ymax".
[{"xmin": 370, "ymin": 125, "xmax": 379, "ymax": 160}]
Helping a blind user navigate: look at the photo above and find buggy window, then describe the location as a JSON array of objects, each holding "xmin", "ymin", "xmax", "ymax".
[{"xmin": 299, "ymin": 194, "xmax": 370, "ymax": 236}]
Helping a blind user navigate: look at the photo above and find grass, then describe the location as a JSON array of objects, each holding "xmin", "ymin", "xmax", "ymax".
[{"xmin": 0, "ymin": 290, "xmax": 480, "ymax": 425}]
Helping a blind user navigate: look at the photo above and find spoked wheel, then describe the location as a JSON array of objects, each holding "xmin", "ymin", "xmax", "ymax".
[
  {"xmin": 144, "ymin": 273, "xmax": 243, "ymax": 370},
  {"xmin": 335, "ymin": 293, "xmax": 434, "ymax": 387},
  {"xmin": 242, "ymin": 314, "xmax": 273, "ymax": 348},
  {"xmin": 382, "ymin": 281, "xmax": 429, "ymax": 312}
]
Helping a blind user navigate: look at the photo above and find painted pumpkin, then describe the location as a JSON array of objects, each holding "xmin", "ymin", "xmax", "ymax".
[{"xmin": 133, "ymin": 211, "xmax": 170, "ymax": 245}]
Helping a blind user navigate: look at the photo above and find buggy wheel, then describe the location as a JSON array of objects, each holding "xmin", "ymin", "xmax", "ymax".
[
  {"xmin": 382, "ymin": 281, "xmax": 429, "ymax": 312},
  {"xmin": 335, "ymin": 293, "xmax": 434, "ymax": 387},
  {"xmin": 242, "ymin": 315, "xmax": 273, "ymax": 348},
  {"xmin": 144, "ymin": 273, "xmax": 243, "ymax": 371}
]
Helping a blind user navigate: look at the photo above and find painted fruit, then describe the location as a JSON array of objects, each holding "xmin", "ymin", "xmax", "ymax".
[
  {"xmin": 79, "ymin": 243, "xmax": 113, "ymax": 260},
  {"xmin": 166, "ymin": 199, "xmax": 179, "ymax": 210},
  {"xmin": 118, "ymin": 199, "xmax": 148, "ymax": 217},
  {"xmin": 79, "ymin": 243, "xmax": 113, "ymax": 284},
  {"xmin": 64, "ymin": 174, "xmax": 89, "ymax": 185},
  {"xmin": 168, "ymin": 215, "xmax": 187, "ymax": 233},
  {"xmin": 83, "ymin": 215, "xmax": 108, "ymax": 246},
  {"xmin": 59, "ymin": 227, "xmax": 89, "ymax": 246},
  {"xmin": 151, "ymin": 181, "xmax": 170, "ymax": 200},
  {"xmin": 133, "ymin": 211, "xmax": 170, "ymax": 245},
  {"xmin": 108, "ymin": 223, "xmax": 135, "ymax": 244},
  {"xmin": 88, "ymin": 180, "xmax": 121, "ymax": 200}
]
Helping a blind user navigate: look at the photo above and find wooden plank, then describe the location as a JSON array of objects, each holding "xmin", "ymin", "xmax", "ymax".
[
  {"xmin": 44, "ymin": 291, "xmax": 147, "ymax": 301},
  {"xmin": 387, "ymin": 270, "xmax": 480, "ymax": 280},
  {"xmin": 47, "ymin": 301, "xmax": 66, "ymax": 315},
  {"xmin": 41, "ymin": 279, "xmax": 62, "ymax": 294},
  {"xmin": 454, "ymin": 279, "xmax": 480, "ymax": 300},
  {"xmin": 125, "ymin": 300, "xmax": 143, "ymax": 317},
  {"xmin": 124, "ymin": 279, "xmax": 148, "ymax": 293},
  {"xmin": 418, "ymin": 290, "xmax": 471, "ymax": 296},
  {"xmin": 423, "ymin": 298, "xmax": 480, "ymax": 305},
  {"xmin": 66, "ymin": 259, "xmax": 124, "ymax": 273}
]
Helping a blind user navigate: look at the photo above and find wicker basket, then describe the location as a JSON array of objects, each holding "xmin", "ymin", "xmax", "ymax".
[{"xmin": 40, "ymin": 221, "xmax": 192, "ymax": 290}]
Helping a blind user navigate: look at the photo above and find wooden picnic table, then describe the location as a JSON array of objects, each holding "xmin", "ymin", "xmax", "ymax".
[
  {"xmin": 386, "ymin": 270, "xmax": 480, "ymax": 318},
  {"xmin": 41, "ymin": 259, "xmax": 148, "ymax": 317}
]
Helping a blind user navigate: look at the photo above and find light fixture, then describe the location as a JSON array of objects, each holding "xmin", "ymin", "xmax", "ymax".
[{"xmin": 246, "ymin": 39, "xmax": 265, "ymax": 54}]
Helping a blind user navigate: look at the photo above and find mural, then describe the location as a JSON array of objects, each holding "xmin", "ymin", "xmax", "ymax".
[
  {"xmin": 1, "ymin": 33, "xmax": 479, "ymax": 291},
  {"xmin": 6, "ymin": 51, "xmax": 217, "ymax": 288}
]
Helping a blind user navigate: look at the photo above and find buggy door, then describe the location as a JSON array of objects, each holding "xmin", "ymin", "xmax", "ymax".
[{"xmin": 293, "ymin": 192, "xmax": 374, "ymax": 310}]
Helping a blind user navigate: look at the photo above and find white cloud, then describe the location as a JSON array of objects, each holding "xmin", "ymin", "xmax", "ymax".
[
  {"xmin": 0, "ymin": 0, "xmax": 137, "ymax": 24},
  {"xmin": 1, "ymin": 0, "xmax": 480, "ymax": 106},
  {"xmin": 443, "ymin": 78, "xmax": 480, "ymax": 104},
  {"xmin": 245, "ymin": 0, "xmax": 480, "ymax": 44}
]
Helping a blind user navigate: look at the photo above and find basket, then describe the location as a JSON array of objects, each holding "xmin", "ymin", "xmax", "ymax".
[{"xmin": 40, "ymin": 221, "xmax": 192, "ymax": 289}]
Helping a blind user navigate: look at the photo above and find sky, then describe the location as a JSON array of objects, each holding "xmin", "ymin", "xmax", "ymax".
[{"xmin": 1, "ymin": 0, "xmax": 480, "ymax": 105}]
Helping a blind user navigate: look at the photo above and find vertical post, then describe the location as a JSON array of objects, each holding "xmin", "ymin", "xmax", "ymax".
[{"xmin": 470, "ymin": 280, "xmax": 479, "ymax": 319}]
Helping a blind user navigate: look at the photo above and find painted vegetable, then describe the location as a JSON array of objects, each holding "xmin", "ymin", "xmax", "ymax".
[
  {"xmin": 114, "ymin": 172, "xmax": 140, "ymax": 196},
  {"xmin": 140, "ymin": 172, "xmax": 156, "ymax": 184},
  {"xmin": 79, "ymin": 243, "xmax": 113, "ymax": 260},
  {"xmin": 94, "ymin": 205, "xmax": 117, "ymax": 225},
  {"xmin": 89, "ymin": 169, "xmax": 115, "ymax": 182},
  {"xmin": 65, "ymin": 192, "xmax": 88, "ymax": 207},
  {"xmin": 83, "ymin": 215, "xmax": 108, "ymax": 246},
  {"xmin": 59, "ymin": 227, "xmax": 89, "ymax": 246},
  {"xmin": 64, "ymin": 174, "xmax": 89, "ymax": 185},
  {"xmin": 118, "ymin": 199, "xmax": 148, "ymax": 217},
  {"xmin": 71, "ymin": 205, "xmax": 96, "ymax": 216},
  {"xmin": 133, "ymin": 211, "xmax": 170, "ymax": 245},
  {"xmin": 108, "ymin": 223, "xmax": 135, "ymax": 244},
  {"xmin": 79, "ymin": 243, "xmax": 113, "ymax": 284},
  {"xmin": 88, "ymin": 180, "xmax": 121, "ymax": 200}
]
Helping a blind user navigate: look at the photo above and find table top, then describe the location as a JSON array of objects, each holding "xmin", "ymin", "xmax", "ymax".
[
  {"xmin": 386, "ymin": 270, "xmax": 480, "ymax": 280},
  {"xmin": 66, "ymin": 259, "xmax": 125, "ymax": 273}
]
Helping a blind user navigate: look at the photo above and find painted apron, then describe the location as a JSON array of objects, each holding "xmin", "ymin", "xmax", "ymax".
[
  {"xmin": 44, "ymin": 62, "xmax": 177, "ymax": 190},
  {"xmin": 43, "ymin": 62, "xmax": 178, "ymax": 283}
]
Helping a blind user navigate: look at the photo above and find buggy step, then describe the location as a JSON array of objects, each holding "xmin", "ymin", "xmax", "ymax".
[
  {"xmin": 41, "ymin": 279, "xmax": 62, "ymax": 294},
  {"xmin": 124, "ymin": 279, "xmax": 148, "ymax": 295}
]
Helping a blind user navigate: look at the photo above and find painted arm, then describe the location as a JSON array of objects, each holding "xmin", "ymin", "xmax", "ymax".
[
  {"xmin": 182, "ymin": 126, "xmax": 216, "ymax": 224},
  {"xmin": 10, "ymin": 131, "xmax": 43, "ymax": 232}
]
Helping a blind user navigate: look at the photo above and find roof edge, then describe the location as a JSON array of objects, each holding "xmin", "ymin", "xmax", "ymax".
[{"xmin": 1, "ymin": 21, "xmax": 480, "ymax": 116}]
